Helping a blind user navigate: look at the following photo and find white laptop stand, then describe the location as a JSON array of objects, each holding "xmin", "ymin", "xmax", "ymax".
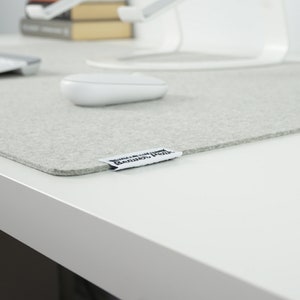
[{"xmin": 87, "ymin": 0, "xmax": 289, "ymax": 71}]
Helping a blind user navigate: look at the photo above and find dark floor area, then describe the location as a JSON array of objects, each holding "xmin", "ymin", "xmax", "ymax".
[{"xmin": 0, "ymin": 230, "xmax": 119, "ymax": 300}]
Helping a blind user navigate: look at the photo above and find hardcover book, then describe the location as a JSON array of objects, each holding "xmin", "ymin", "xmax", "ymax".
[{"xmin": 20, "ymin": 18, "xmax": 132, "ymax": 40}]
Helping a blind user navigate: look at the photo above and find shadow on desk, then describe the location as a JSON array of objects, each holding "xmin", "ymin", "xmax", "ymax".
[{"xmin": 0, "ymin": 230, "xmax": 119, "ymax": 300}]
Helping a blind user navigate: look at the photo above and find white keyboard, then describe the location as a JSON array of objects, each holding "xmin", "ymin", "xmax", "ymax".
[{"xmin": 0, "ymin": 53, "xmax": 41, "ymax": 76}]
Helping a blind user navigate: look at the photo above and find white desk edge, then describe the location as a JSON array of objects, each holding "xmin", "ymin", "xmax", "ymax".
[{"xmin": 1, "ymin": 35, "xmax": 300, "ymax": 300}]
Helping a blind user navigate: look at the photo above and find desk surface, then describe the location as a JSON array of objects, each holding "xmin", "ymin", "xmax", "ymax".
[{"xmin": 1, "ymin": 35, "xmax": 300, "ymax": 300}]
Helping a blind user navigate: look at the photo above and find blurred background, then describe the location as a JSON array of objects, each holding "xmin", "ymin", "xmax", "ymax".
[
  {"xmin": 0, "ymin": 0, "xmax": 27, "ymax": 34},
  {"xmin": 1, "ymin": 0, "xmax": 300, "ymax": 58}
]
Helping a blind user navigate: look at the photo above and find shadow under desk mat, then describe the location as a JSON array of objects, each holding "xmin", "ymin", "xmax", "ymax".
[{"xmin": 1, "ymin": 64, "xmax": 300, "ymax": 176}]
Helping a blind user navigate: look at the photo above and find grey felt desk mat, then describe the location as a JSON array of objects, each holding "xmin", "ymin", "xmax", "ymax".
[{"xmin": 1, "ymin": 42, "xmax": 300, "ymax": 176}]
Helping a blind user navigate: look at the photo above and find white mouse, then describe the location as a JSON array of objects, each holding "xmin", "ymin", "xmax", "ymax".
[{"xmin": 61, "ymin": 73, "xmax": 168, "ymax": 106}]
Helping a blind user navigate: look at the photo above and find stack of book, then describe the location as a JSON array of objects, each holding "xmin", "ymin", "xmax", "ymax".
[{"xmin": 20, "ymin": 0, "xmax": 132, "ymax": 41}]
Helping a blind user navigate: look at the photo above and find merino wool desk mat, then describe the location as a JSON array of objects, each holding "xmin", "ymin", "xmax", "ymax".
[{"xmin": 1, "ymin": 48, "xmax": 300, "ymax": 175}]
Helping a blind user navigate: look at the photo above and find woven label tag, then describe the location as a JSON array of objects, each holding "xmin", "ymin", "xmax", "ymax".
[{"xmin": 99, "ymin": 148, "xmax": 182, "ymax": 171}]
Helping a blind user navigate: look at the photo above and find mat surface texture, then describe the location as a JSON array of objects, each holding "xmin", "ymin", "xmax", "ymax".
[{"xmin": 1, "ymin": 41, "xmax": 300, "ymax": 176}]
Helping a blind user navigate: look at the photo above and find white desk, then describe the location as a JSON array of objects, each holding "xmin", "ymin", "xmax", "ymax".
[{"xmin": 1, "ymin": 35, "xmax": 300, "ymax": 300}]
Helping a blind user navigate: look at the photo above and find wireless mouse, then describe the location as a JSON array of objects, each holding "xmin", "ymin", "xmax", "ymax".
[{"xmin": 60, "ymin": 73, "xmax": 168, "ymax": 106}]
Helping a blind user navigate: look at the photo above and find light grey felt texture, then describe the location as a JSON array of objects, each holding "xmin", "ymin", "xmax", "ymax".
[{"xmin": 1, "ymin": 42, "xmax": 300, "ymax": 176}]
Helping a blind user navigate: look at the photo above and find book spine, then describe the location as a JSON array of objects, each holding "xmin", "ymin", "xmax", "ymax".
[{"xmin": 20, "ymin": 19, "xmax": 72, "ymax": 40}]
